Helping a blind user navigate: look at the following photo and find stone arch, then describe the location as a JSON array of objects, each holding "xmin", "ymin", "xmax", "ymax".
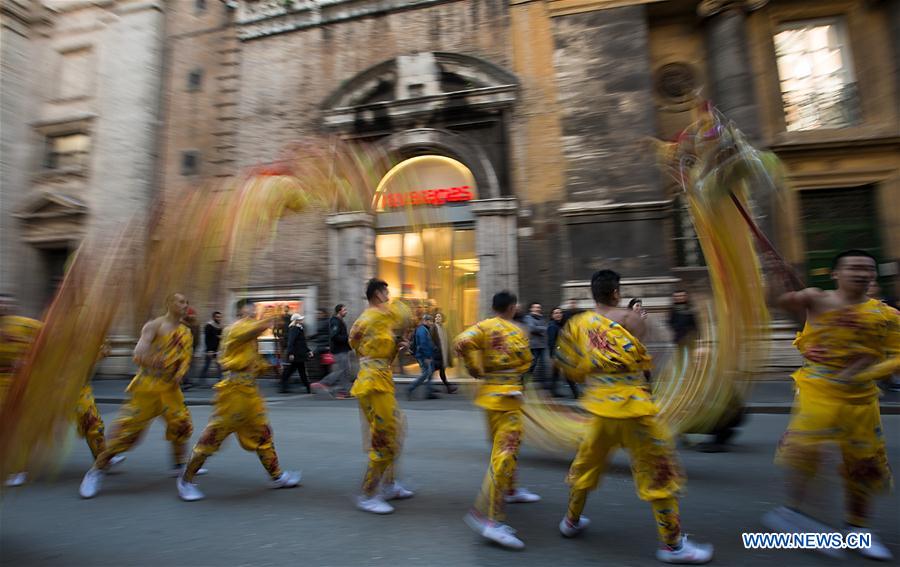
[{"xmin": 320, "ymin": 52, "xmax": 519, "ymax": 131}]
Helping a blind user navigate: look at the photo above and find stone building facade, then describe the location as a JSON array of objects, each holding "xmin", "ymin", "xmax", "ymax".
[
  {"xmin": 0, "ymin": 0, "xmax": 165, "ymax": 319},
  {"xmin": 3, "ymin": 0, "xmax": 898, "ymax": 372},
  {"xmin": 163, "ymin": 0, "xmax": 898, "ymax": 327}
]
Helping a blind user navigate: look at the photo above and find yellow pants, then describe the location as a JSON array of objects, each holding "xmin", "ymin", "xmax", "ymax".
[
  {"xmin": 358, "ymin": 391, "xmax": 404, "ymax": 496},
  {"xmin": 474, "ymin": 409, "xmax": 524, "ymax": 522},
  {"xmin": 184, "ymin": 381, "xmax": 282, "ymax": 482},
  {"xmin": 73, "ymin": 384, "xmax": 106, "ymax": 460},
  {"xmin": 566, "ymin": 414, "xmax": 684, "ymax": 546},
  {"xmin": 94, "ymin": 380, "xmax": 193, "ymax": 469},
  {"xmin": 777, "ymin": 393, "xmax": 892, "ymax": 526}
]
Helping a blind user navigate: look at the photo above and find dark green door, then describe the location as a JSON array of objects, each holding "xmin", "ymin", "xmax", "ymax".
[{"xmin": 799, "ymin": 185, "xmax": 883, "ymax": 289}]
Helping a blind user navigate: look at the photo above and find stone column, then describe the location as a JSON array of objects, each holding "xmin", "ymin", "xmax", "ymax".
[
  {"xmin": 326, "ymin": 211, "xmax": 375, "ymax": 325},
  {"xmin": 700, "ymin": 0, "xmax": 765, "ymax": 143},
  {"xmin": 472, "ymin": 198, "xmax": 519, "ymax": 318}
]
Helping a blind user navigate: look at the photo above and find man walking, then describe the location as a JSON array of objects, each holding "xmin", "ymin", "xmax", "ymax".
[
  {"xmin": 312, "ymin": 304, "xmax": 352, "ymax": 398},
  {"xmin": 199, "ymin": 311, "xmax": 223, "ymax": 387},
  {"xmin": 281, "ymin": 314, "xmax": 312, "ymax": 394},
  {"xmin": 524, "ymin": 302, "xmax": 549, "ymax": 385},
  {"xmin": 407, "ymin": 315, "xmax": 437, "ymax": 400}
]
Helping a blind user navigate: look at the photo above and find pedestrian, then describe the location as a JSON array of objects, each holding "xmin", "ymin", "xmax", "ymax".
[
  {"xmin": 668, "ymin": 290, "xmax": 698, "ymax": 347},
  {"xmin": 176, "ymin": 299, "xmax": 302, "ymax": 501},
  {"xmin": 761, "ymin": 250, "xmax": 896, "ymax": 560},
  {"xmin": 407, "ymin": 314, "xmax": 438, "ymax": 400},
  {"xmin": 524, "ymin": 302, "xmax": 549, "ymax": 386},
  {"xmin": 349, "ymin": 278, "xmax": 415, "ymax": 514},
  {"xmin": 432, "ymin": 312, "xmax": 458, "ymax": 394},
  {"xmin": 548, "ymin": 306, "xmax": 578, "ymax": 398},
  {"xmin": 312, "ymin": 304, "xmax": 353, "ymax": 399},
  {"xmin": 80, "ymin": 293, "xmax": 201, "ymax": 498},
  {"xmin": 555, "ymin": 270, "xmax": 713, "ymax": 564},
  {"xmin": 199, "ymin": 310, "xmax": 223, "ymax": 387},
  {"xmin": 281, "ymin": 313, "xmax": 312, "ymax": 394},
  {"xmin": 455, "ymin": 290, "xmax": 541, "ymax": 550}
]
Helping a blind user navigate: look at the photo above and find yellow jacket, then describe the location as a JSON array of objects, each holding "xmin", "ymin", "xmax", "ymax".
[
  {"xmin": 454, "ymin": 316, "xmax": 532, "ymax": 411},
  {"xmin": 349, "ymin": 302, "xmax": 411, "ymax": 397},
  {"xmin": 555, "ymin": 311, "xmax": 655, "ymax": 418}
]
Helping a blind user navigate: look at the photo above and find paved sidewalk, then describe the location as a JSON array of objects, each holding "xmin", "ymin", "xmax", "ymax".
[{"xmin": 88, "ymin": 376, "xmax": 900, "ymax": 414}]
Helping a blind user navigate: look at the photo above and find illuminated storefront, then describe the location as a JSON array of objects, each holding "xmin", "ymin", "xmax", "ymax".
[{"xmin": 373, "ymin": 156, "xmax": 481, "ymax": 376}]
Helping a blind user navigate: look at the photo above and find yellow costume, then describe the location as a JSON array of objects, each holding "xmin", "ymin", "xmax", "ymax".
[
  {"xmin": 777, "ymin": 299, "xmax": 898, "ymax": 526},
  {"xmin": 184, "ymin": 318, "xmax": 284, "ymax": 481},
  {"xmin": 454, "ymin": 316, "xmax": 532, "ymax": 522},
  {"xmin": 556, "ymin": 311, "xmax": 683, "ymax": 546},
  {"xmin": 349, "ymin": 302, "xmax": 410, "ymax": 496},
  {"xmin": 94, "ymin": 324, "xmax": 194, "ymax": 469},
  {"xmin": 0, "ymin": 315, "xmax": 42, "ymax": 473},
  {"xmin": 0, "ymin": 315, "xmax": 42, "ymax": 404}
]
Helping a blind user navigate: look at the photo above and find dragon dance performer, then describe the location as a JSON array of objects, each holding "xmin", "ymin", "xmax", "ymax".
[
  {"xmin": 80, "ymin": 293, "xmax": 198, "ymax": 498},
  {"xmin": 177, "ymin": 298, "xmax": 301, "ymax": 501},
  {"xmin": 0, "ymin": 294, "xmax": 42, "ymax": 487},
  {"xmin": 763, "ymin": 250, "xmax": 897, "ymax": 561},
  {"xmin": 555, "ymin": 270, "xmax": 713, "ymax": 564},
  {"xmin": 349, "ymin": 278, "xmax": 415, "ymax": 515},
  {"xmin": 455, "ymin": 290, "xmax": 541, "ymax": 550},
  {"xmin": 73, "ymin": 341, "xmax": 126, "ymax": 467}
]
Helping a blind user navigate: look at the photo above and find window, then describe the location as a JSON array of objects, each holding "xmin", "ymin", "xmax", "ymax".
[
  {"xmin": 195, "ymin": 0, "xmax": 206, "ymax": 12},
  {"xmin": 45, "ymin": 133, "xmax": 90, "ymax": 170},
  {"xmin": 181, "ymin": 151, "xmax": 200, "ymax": 175},
  {"xmin": 774, "ymin": 19, "xmax": 859, "ymax": 131},
  {"xmin": 187, "ymin": 69, "xmax": 203, "ymax": 91}
]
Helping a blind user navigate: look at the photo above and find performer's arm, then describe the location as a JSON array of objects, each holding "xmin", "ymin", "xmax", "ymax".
[
  {"xmin": 228, "ymin": 316, "xmax": 277, "ymax": 344},
  {"xmin": 554, "ymin": 321, "xmax": 590, "ymax": 382},
  {"xmin": 349, "ymin": 318, "xmax": 364, "ymax": 352},
  {"xmin": 622, "ymin": 309, "xmax": 648, "ymax": 341},
  {"xmin": 853, "ymin": 307, "xmax": 900, "ymax": 382},
  {"xmin": 453, "ymin": 323, "xmax": 485, "ymax": 379},
  {"xmin": 133, "ymin": 320, "xmax": 162, "ymax": 368}
]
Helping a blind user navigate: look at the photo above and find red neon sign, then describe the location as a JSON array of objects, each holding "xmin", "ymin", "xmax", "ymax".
[{"xmin": 380, "ymin": 186, "xmax": 474, "ymax": 208}]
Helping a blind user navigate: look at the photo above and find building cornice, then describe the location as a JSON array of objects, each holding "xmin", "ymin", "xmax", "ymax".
[
  {"xmin": 544, "ymin": 0, "xmax": 666, "ymax": 18},
  {"xmin": 235, "ymin": 0, "xmax": 458, "ymax": 40},
  {"xmin": 558, "ymin": 199, "xmax": 673, "ymax": 217},
  {"xmin": 326, "ymin": 211, "xmax": 375, "ymax": 228},
  {"xmin": 471, "ymin": 197, "xmax": 518, "ymax": 216}
]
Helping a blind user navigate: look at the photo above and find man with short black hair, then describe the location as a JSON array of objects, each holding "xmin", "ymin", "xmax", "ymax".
[
  {"xmin": 348, "ymin": 278, "xmax": 415, "ymax": 514},
  {"xmin": 455, "ymin": 290, "xmax": 541, "ymax": 550},
  {"xmin": 762, "ymin": 249, "xmax": 897, "ymax": 560},
  {"xmin": 555, "ymin": 270, "xmax": 713, "ymax": 564},
  {"xmin": 176, "ymin": 298, "xmax": 302, "ymax": 501}
]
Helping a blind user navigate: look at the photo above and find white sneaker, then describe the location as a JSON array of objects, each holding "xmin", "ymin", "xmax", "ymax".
[
  {"xmin": 5, "ymin": 472, "xmax": 27, "ymax": 487},
  {"xmin": 79, "ymin": 467, "xmax": 104, "ymax": 499},
  {"xmin": 761, "ymin": 506, "xmax": 844, "ymax": 559},
  {"xmin": 559, "ymin": 515, "xmax": 590, "ymax": 537},
  {"xmin": 356, "ymin": 494, "xmax": 394, "ymax": 514},
  {"xmin": 656, "ymin": 535, "xmax": 713, "ymax": 564},
  {"xmin": 170, "ymin": 465, "xmax": 207, "ymax": 478},
  {"xmin": 108, "ymin": 455, "xmax": 126, "ymax": 468},
  {"xmin": 383, "ymin": 481, "xmax": 414, "ymax": 501},
  {"xmin": 271, "ymin": 470, "xmax": 302, "ymax": 489},
  {"xmin": 504, "ymin": 487, "xmax": 541, "ymax": 503},
  {"xmin": 464, "ymin": 510, "xmax": 525, "ymax": 550},
  {"xmin": 176, "ymin": 475, "xmax": 205, "ymax": 502},
  {"xmin": 847, "ymin": 527, "xmax": 893, "ymax": 561}
]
